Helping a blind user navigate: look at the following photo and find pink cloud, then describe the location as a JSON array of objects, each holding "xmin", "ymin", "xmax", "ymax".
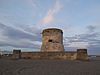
[{"xmin": 39, "ymin": 0, "xmax": 63, "ymax": 25}]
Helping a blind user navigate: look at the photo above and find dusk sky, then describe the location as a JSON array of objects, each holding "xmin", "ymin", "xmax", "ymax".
[{"xmin": 0, "ymin": 0, "xmax": 100, "ymax": 55}]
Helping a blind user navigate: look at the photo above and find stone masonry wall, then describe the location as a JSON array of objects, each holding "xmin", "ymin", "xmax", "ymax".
[{"xmin": 41, "ymin": 28, "xmax": 64, "ymax": 52}]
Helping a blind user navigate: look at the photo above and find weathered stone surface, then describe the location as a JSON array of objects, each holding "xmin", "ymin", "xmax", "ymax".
[
  {"xmin": 77, "ymin": 49, "xmax": 88, "ymax": 60},
  {"xmin": 12, "ymin": 49, "xmax": 88, "ymax": 60},
  {"xmin": 18, "ymin": 51, "xmax": 77, "ymax": 60},
  {"xmin": 41, "ymin": 28, "xmax": 64, "ymax": 52},
  {"xmin": 12, "ymin": 50, "xmax": 21, "ymax": 59}
]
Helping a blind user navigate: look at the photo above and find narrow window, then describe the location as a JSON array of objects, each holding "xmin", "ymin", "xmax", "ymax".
[{"xmin": 48, "ymin": 39, "xmax": 53, "ymax": 42}]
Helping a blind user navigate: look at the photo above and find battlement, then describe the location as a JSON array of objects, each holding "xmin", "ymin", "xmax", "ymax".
[{"xmin": 12, "ymin": 49, "xmax": 88, "ymax": 60}]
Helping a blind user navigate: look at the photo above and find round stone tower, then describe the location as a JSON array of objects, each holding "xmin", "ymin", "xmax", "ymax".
[{"xmin": 41, "ymin": 28, "xmax": 64, "ymax": 52}]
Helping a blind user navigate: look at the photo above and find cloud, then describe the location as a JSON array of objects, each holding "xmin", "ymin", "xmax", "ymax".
[
  {"xmin": 39, "ymin": 0, "xmax": 63, "ymax": 25},
  {"xmin": 64, "ymin": 25, "xmax": 100, "ymax": 54},
  {"xmin": 67, "ymin": 42, "xmax": 89, "ymax": 48},
  {"xmin": 0, "ymin": 23, "xmax": 42, "ymax": 49},
  {"xmin": 64, "ymin": 35, "xmax": 90, "ymax": 49},
  {"xmin": 64, "ymin": 32, "xmax": 100, "ymax": 48},
  {"xmin": 87, "ymin": 25, "xmax": 96, "ymax": 32}
]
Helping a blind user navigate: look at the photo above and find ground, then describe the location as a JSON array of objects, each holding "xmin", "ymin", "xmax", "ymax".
[{"xmin": 0, "ymin": 57, "xmax": 100, "ymax": 75}]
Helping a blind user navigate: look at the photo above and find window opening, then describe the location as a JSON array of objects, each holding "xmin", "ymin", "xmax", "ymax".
[{"xmin": 48, "ymin": 39, "xmax": 53, "ymax": 42}]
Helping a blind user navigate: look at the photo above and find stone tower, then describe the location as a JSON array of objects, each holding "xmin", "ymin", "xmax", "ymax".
[
  {"xmin": 12, "ymin": 50, "xmax": 21, "ymax": 59},
  {"xmin": 77, "ymin": 49, "xmax": 88, "ymax": 60},
  {"xmin": 41, "ymin": 28, "xmax": 64, "ymax": 52}
]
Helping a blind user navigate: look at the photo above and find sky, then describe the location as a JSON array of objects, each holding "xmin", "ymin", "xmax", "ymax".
[{"xmin": 0, "ymin": 0, "xmax": 100, "ymax": 55}]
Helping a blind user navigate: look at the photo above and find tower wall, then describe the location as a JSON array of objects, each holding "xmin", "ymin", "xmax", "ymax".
[
  {"xmin": 41, "ymin": 28, "xmax": 64, "ymax": 52},
  {"xmin": 77, "ymin": 49, "xmax": 88, "ymax": 60},
  {"xmin": 12, "ymin": 50, "xmax": 21, "ymax": 59}
]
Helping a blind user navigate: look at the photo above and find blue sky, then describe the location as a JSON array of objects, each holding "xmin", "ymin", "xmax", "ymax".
[{"xmin": 0, "ymin": 0, "xmax": 100, "ymax": 55}]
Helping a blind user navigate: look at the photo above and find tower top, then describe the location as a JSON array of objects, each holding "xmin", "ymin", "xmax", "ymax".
[{"xmin": 42, "ymin": 28, "xmax": 63, "ymax": 34}]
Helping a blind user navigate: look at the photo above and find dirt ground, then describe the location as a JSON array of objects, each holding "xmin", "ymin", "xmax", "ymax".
[{"xmin": 0, "ymin": 57, "xmax": 100, "ymax": 75}]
